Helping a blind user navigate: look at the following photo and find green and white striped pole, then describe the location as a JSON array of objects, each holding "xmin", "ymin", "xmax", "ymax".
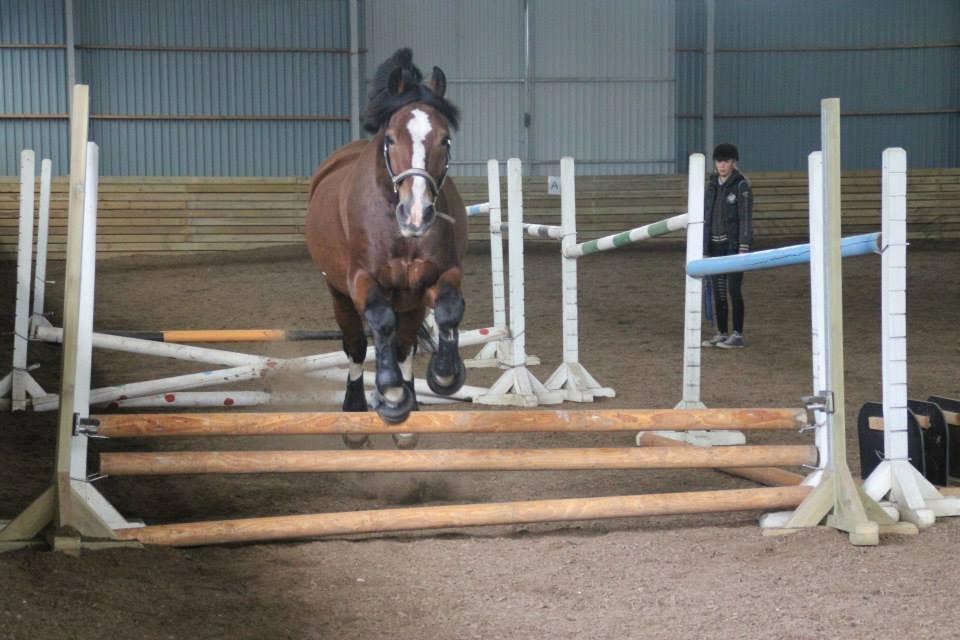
[{"xmin": 563, "ymin": 213, "xmax": 689, "ymax": 259}]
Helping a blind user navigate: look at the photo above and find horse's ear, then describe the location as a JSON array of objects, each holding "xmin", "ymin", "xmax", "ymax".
[
  {"xmin": 388, "ymin": 66, "xmax": 407, "ymax": 96},
  {"xmin": 428, "ymin": 66, "xmax": 447, "ymax": 99}
]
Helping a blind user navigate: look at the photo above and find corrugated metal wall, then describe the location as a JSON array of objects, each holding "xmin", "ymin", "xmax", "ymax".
[
  {"xmin": 4, "ymin": 1, "xmax": 957, "ymax": 177},
  {"xmin": 1, "ymin": 0, "xmax": 352, "ymax": 176},
  {"xmin": 677, "ymin": 0, "xmax": 960, "ymax": 172},
  {"xmin": 0, "ymin": 0, "xmax": 70, "ymax": 176},
  {"xmin": 363, "ymin": 0, "xmax": 676, "ymax": 176},
  {"xmin": 530, "ymin": 0, "xmax": 675, "ymax": 176}
]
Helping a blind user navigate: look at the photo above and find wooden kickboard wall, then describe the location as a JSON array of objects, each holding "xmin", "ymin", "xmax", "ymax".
[{"xmin": 1, "ymin": 169, "xmax": 958, "ymax": 259}]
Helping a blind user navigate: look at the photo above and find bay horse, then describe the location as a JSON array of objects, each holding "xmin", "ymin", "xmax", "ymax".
[{"xmin": 305, "ymin": 49, "xmax": 467, "ymax": 444}]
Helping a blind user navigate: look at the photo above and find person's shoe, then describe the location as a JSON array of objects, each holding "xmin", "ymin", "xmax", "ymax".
[
  {"xmin": 702, "ymin": 333, "xmax": 728, "ymax": 347},
  {"xmin": 717, "ymin": 331, "xmax": 745, "ymax": 349}
]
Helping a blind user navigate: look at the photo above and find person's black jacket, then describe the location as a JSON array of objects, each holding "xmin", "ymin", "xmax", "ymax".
[{"xmin": 703, "ymin": 169, "xmax": 753, "ymax": 255}]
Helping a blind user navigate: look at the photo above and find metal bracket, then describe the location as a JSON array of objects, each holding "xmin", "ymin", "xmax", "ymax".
[
  {"xmin": 801, "ymin": 391, "xmax": 834, "ymax": 430},
  {"xmin": 72, "ymin": 414, "xmax": 101, "ymax": 436}
]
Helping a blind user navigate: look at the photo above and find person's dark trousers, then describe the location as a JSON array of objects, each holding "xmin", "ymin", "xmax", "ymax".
[{"xmin": 708, "ymin": 240, "xmax": 745, "ymax": 335}]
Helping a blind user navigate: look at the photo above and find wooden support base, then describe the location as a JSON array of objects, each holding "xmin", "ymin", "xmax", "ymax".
[
  {"xmin": 100, "ymin": 445, "xmax": 818, "ymax": 476},
  {"xmin": 113, "ymin": 485, "xmax": 812, "ymax": 547},
  {"xmin": 93, "ymin": 408, "xmax": 806, "ymax": 438}
]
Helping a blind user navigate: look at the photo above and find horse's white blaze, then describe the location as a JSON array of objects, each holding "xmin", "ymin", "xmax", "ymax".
[{"xmin": 406, "ymin": 109, "xmax": 432, "ymax": 227}]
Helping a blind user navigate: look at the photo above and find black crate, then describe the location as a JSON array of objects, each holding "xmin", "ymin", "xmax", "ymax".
[
  {"xmin": 928, "ymin": 396, "xmax": 960, "ymax": 483},
  {"xmin": 857, "ymin": 400, "xmax": 949, "ymax": 486}
]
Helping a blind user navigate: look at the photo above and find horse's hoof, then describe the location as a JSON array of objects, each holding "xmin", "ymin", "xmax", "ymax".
[
  {"xmin": 392, "ymin": 433, "xmax": 420, "ymax": 449},
  {"xmin": 426, "ymin": 354, "xmax": 466, "ymax": 396},
  {"xmin": 374, "ymin": 387, "xmax": 416, "ymax": 424},
  {"xmin": 342, "ymin": 434, "xmax": 370, "ymax": 449}
]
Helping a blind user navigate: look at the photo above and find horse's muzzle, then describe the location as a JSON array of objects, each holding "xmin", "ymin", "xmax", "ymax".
[{"xmin": 396, "ymin": 202, "xmax": 436, "ymax": 238}]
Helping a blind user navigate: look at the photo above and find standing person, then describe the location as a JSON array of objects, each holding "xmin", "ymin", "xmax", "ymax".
[{"xmin": 701, "ymin": 143, "xmax": 753, "ymax": 349}]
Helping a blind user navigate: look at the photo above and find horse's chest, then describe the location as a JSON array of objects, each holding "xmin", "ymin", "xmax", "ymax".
[{"xmin": 379, "ymin": 257, "xmax": 439, "ymax": 292}]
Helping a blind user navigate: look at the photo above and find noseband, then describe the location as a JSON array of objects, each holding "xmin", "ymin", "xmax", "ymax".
[{"xmin": 383, "ymin": 137, "xmax": 450, "ymax": 197}]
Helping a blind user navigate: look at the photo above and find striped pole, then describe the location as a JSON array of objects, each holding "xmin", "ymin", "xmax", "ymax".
[
  {"xmin": 465, "ymin": 202, "xmax": 490, "ymax": 216},
  {"xmin": 686, "ymin": 232, "xmax": 881, "ymax": 278},
  {"xmin": 563, "ymin": 213, "xmax": 689, "ymax": 259},
  {"xmin": 499, "ymin": 222, "xmax": 564, "ymax": 240}
]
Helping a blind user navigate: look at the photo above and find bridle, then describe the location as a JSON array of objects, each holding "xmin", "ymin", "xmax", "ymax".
[{"xmin": 382, "ymin": 134, "xmax": 450, "ymax": 197}]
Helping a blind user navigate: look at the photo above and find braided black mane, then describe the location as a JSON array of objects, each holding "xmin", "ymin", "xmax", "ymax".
[{"xmin": 362, "ymin": 48, "xmax": 460, "ymax": 134}]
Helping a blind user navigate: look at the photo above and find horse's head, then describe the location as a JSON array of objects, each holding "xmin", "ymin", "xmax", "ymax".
[{"xmin": 381, "ymin": 66, "xmax": 454, "ymax": 238}]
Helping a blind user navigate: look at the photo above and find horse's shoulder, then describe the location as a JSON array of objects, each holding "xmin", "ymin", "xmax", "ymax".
[{"xmin": 310, "ymin": 140, "xmax": 371, "ymax": 197}]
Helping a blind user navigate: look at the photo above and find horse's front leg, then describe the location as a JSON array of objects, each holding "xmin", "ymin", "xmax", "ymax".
[
  {"xmin": 424, "ymin": 267, "xmax": 466, "ymax": 396},
  {"xmin": 352, "ymin": 271, "xmax": 415, "ymax": 424}
]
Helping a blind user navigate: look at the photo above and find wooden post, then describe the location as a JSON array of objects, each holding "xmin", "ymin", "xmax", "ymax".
[{"xmin": 113, "ymin": 486, "xmax": 811, "ymax": 547}]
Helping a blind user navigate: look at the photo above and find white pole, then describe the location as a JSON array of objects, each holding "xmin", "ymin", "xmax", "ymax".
[
  {"xmin": 880, "ymin": 147, "xmax": 909, "ymax": 461},
  {"xmin": 487, "ymin": 160, "xmax": 507, "ymax": 333},
  {"xmin": 32, "ymin": 159, "xmax": 53, "ymax": 323},
  {"xmin": 676, "ymin": 153, "xmax": 706, "ymax": 409},
  {"xmin": 70, "ymin": 142, "xmax": 99, "ymax": 478},
  {"xmin": 559, "ymin": 156, "xmax": 579, "ymax": 365},
  {"xmin": 97, "ymin": 390, "xmax": 459, "ymax": 409},
  {"xmin": 507, "ymin": 158, "xmax": 528, "ymax": 368},
  {"xmin": 807, "ymin": 151, "xmax": 828, "ymax": 474},
  {"xmin": 463, "ymin": 161, "xmax": 514, "ymax": 368},
  {"xmin": 475, "ymin": 160, "xmax": 563, "ymax": 406},
  {"xmin": 34, "ymin": 325, "xmax": 273, "ymax": 368},
  {"xmin": 11, "ymin": 150, "xmax": 36, "ymax": 411}
]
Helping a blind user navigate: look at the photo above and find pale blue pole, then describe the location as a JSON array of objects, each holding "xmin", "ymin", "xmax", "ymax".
[{"xmin": 686, "ymin": 232, "xmax": 880, "ymax": 278}]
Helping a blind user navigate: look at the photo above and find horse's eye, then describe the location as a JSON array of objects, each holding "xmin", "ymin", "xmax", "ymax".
[
  {"xmin": 385, "ymin": 135, "xmax": 395, "ymax": 146},
  {"xmin": 442, "ymin": 137, "xmax": 451, "ymax": 147}
]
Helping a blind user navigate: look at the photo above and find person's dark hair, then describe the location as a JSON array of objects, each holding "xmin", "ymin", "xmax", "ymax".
[
  {"xmin": 361, "ymin": 48, "xmax": 460, "ymax": 134},
  {"xmin": 713, "ymin": 143, "xmax": 739, "ymax": 161}
]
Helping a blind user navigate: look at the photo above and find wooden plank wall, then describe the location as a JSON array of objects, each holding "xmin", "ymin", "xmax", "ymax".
[{"xmin": 1, "ymin": 169, "xmax": 958, "ymax": 259}]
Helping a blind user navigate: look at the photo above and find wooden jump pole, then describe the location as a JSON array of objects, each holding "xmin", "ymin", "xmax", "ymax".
[
  {"xmin": 91, "ymin": 408, "xmax": 806, "ymax": 438},
  {"xmin": 112, "ymin": 485, "xmax": 811, "ymax": 547},
  {"xmin": 99, "ymin": 445, "xmax": 818, "ymax": 476},
  {"xmin": 635, "ymin": 433, "xmax": 805, "ymax": 487}
]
